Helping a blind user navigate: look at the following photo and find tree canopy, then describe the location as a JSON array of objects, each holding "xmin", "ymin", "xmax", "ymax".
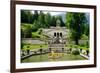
[
  {"xmin": 66, "ymin": 12, "xmax": 88, "ymax": 45},
  {"xmin": 21, "ymin": 10, "xmax": 89, "ymax": 42}
]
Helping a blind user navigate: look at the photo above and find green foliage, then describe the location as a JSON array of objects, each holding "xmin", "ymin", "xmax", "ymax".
[
  {"xmin": 66, "ymin": 44, "xmax": 89, "ymax": 51},
  {"xmin": 21, "ymin": 42, "xmax": 25, "ymax": 49},
  {"xmin": 84, "ymin": 24, "xmax": 89, "ymax": 36},
  {"xmin": 21, "ymin": 10, "xmax": 66, "ymax": 32},
  {"xmin": 21, "ymin": 23, "xmax": 32, "ymax": 38},
  {"xmin": 72, "ymin": 49, "xmax": 80, "ymax": 55},
  {"xmin": 32, "ymin": 20, "xmax": 39, "ymax": 32},
  {"xmin": 21, "ymin": 10, "xmax": 65, "ymax": 31},
  {"xmin": 81, "ymin": 34, "xmax": 88, "ymax": 40},
  {"xmin": 32, "ymin": 32, "xmax": 41, "ymax": 38},
  {"xmin": 37, "ymin": 28, "xmax": 43, "ymax": 34},
  {"xmin": 21, "ymin": 10, "xmax": 33, "ymax": 24},
  {"xmin": 74, "ymin": 45, "xmax": 78, "ymax": 48},
  {"xmin": 45, "ymin": 13, "xmax": 51, "ymax": 28},
  {"xmin": 22, "ymin": 44, "xmax": 48, "ymax": 51},
  {"xmin": 32, "ymin": 31, "xmax": 48, "ymax": 40},
  {"xmin": 32, "ymin": 10, "xmax": 39, "ymax": 21},
  {"xmin": 50, "ymin": 16, "xmax": 57, "ymax": 27},
  {"xmin": 66, "ymin": 12, "xmax": 88, "ymax": 45},
  {"xmin": 79, "ymin": 41, "xmax": 89, "ymax": 48}
]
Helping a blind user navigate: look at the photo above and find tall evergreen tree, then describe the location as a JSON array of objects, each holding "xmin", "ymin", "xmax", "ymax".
[
  {"xmin": 50, "ymin": 16, "xmax": 56, "ymax": 27},
  {"xmin": 45, "ymin": 12, "xmax": 51, "ymax": 28},
  {"xmin": 21, "ymin": 10, "xmax": 33, "ymax": 24},
  {"xmin": 38, "ymin": 11, "xmax": 46, "ymax": 28},
  {"xmin": 66, "ymin": 12, "xmax": 87, "ymax": 45}
]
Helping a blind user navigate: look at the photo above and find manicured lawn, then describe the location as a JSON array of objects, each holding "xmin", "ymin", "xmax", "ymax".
[
  {"xmin": 22, "ymin": 44, "xmax": 48, "ymax": 51},
  {"xmin": 32, "ymin": 32, "xmax": 44, "ymax": 39},
  {"xmin": 32, "ymin": 32, "xmax": 49, "ymax": 40},
  {"xmin": 65, "ymin": 44, "xmax": 89, "ymax": 50}
]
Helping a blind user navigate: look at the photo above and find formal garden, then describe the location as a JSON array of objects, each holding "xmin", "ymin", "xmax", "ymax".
[{"xmin": 21, "ymin": 10, "xmax": 90, "ymax": 63}]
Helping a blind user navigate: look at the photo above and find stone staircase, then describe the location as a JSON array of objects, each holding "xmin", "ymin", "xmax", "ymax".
[{"xmin": 49, "ymin": 44, "xmax": 65, "ymax": 48}]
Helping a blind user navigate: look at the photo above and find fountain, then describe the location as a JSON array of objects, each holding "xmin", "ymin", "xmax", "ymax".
[
  {"xmin": 47, "ymin": 18, "xmax": 66, "ymax": 60},
  {"xmin": 48, "ymin": 49, "xmax": 63, "ymax": 59}
]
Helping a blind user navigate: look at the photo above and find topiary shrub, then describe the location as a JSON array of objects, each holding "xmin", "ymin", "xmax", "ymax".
[{"xmin": 72, "ymin": 49, "xmax": 80, "ymax": 55}]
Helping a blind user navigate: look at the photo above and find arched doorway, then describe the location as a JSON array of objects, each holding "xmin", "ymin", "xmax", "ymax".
[
  {"xmin": 60, "ymin": 32, "xmax": 62, "ymax": 37},
  {"xmin": 54, "ymin": 32, "xmax": 56, "ymax": 37}
]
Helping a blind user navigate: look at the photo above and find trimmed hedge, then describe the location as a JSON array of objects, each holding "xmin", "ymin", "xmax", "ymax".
[{"xmin": 72, "ymin": 49, "xmax": 80, "ymax": 55}]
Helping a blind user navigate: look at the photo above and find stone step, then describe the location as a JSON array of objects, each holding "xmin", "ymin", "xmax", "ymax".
[{"xmin": 49, "ymin": 44, "xmax": 65, "ymax": 48}]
